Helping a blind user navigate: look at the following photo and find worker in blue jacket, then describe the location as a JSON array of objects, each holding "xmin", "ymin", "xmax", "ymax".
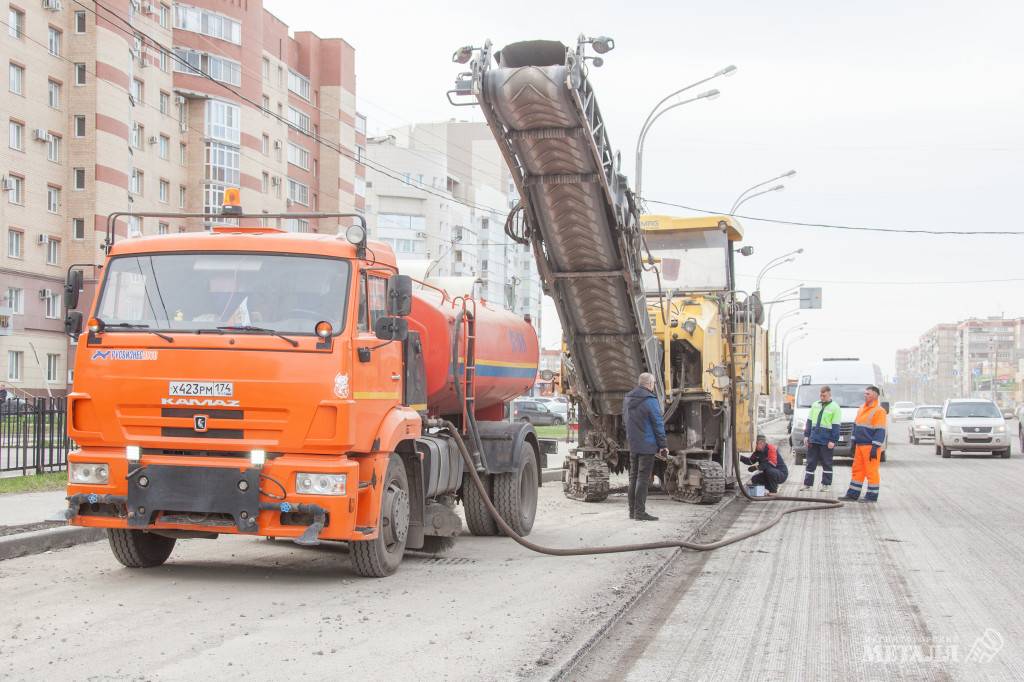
[
  {"xmin": 742, "ymin": 434, "xmax": 789, "ymax": 494},
  {"xmin": 623, "ymin": 372, "xmax": 668, "ymax": 522},
  {"xmin": 801, "ymin": 385, "xmax": 843, "ymax": 492}
]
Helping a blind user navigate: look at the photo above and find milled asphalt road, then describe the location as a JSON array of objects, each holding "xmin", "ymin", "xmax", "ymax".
[{"xmin": 572, "ymin": 421, "xmax": 1024, "ymax": 680}]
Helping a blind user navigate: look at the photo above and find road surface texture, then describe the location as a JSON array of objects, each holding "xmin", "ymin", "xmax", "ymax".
[
  {"xmin": 571, "ymin": 420, "xmax": 1024, "ymax": 680},
  {"xmin": 0, "ymin": 469, "xmax": 729, "ymax": 680}
]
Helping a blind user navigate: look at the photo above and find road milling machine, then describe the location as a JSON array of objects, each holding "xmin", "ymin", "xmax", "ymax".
[{"xmin": 451, "ymin": 36, "xmax": 768, "ymax": 504}]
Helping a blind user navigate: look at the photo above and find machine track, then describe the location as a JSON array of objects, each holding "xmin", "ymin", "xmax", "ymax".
[
  {"xmin": 563, "ymin": 457, "xmax": 610, "ymax": 502},
  {"xmin": 667, "ymin": 460, "xmax": 725, "ymax": 505}
]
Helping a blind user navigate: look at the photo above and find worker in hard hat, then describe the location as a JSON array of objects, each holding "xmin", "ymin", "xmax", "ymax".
[
  {"xmin": 742, "ymin": 434, "xmax": 789, "ymax": 495},
  {"xmin": 623, "ymin": 372, "xmax": 669, "ymax": 522},
  {"xmin": 801, "ymin": 385, "xmax": 842, "ymax": 492},
  {"xmin": 840, "ymin": 385, "xmax": 887, "ymax": 503}
]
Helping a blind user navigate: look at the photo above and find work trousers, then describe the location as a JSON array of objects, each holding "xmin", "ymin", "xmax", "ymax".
[
  {"xmin": 846, "ymin": 443, "xmax": 881, "ymax": 500},
  {"xmin": 628, "ymin": 453, "xmax": 656, "ymax": 516},
  {"xmin": 751, "ymin": 466, "xmax": 787, "ymax": 493},
  {"xmin": 803, "ymin": 442, "xmax": 834, "ymax": 486}
]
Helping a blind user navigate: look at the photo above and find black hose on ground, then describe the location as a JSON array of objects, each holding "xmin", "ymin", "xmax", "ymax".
[{"xmin": 437, "ymin": 419, "xmax": 841, "ymax": 555}]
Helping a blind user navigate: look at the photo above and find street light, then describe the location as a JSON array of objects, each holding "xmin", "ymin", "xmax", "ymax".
[
  {"xmin": 772, "ymin": 309, "xmax": 800, "ymax": 347},
  {"xmin": 754, "ymin": 248, "xmax": 803, "ymax": 292},
  {"xmin": 732, "ymin": 184, "xmax": 785, "ymax": 214},
  {"xmin": 634, "ymin": 89, "xmax": 720, "ymax": 198},
  {"xmin": 730, "ymin": 169, "xmax": 796, "ymax": 214},
  {"xmin": 784, "ymin": 333, "xmax": 809, "ymax": 389},
  {"xmin": 634, "ymin": 65, "xmax": 736, "ymax": 197}
]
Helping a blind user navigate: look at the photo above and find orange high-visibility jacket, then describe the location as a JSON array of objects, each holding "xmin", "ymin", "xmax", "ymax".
[{"xmin": 852, "ymin": 400, "xmax": 887, "ymax": 447}]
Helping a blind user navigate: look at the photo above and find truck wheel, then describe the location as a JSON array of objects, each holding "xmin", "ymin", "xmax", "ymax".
[
  {"xmin": 552, "ymin": 417, "xmax": 564, "ymax": 426},
  {"xmin": 910, "ymin": 435, "xmax": 917, "ymax": 445},
  {"xmin": 794, "ymin": 452, "xmax": 805, "ymax": 466},
  {"xmin": 494, "ymin": 444, "xmax": 539, "ymax": 536},
  {"xmin": 351, "ymin": 454, "xmax": 410, "ymax": 578},
  {"xmin": 1000, "ymin": 449, "xmax": 1011, "ymax": 459},
  {"xmin": 107, "ymin": 529, "xmax": 176, "ymax": 568},
  {"xmin": 462, "ymin": 472, "xmax": 498, "ymax": 536}
]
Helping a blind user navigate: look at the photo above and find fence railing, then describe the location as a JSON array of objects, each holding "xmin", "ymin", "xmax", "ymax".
[{"xmin": 0, "ymin": 397, "xmax": 75, "ymax": 474}]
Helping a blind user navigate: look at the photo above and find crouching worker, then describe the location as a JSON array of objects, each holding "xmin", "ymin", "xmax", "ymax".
[{"xmin": 742, "ymin": 434, "xmax": 789, "ymax": 495}]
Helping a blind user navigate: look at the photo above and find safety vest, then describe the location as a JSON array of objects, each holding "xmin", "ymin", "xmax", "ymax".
[
  {"xmin": 852, "ymin": 400, "xmax": 887, "ymax": 446},
  {"xmin": 806, "ymin": 399, "xmax": 843, "ymax": 445}
]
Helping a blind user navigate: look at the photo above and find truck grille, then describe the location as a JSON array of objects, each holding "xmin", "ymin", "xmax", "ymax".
[{"xmin": 839, "ymin": 423, "xmax": 854, "ymax": 438}]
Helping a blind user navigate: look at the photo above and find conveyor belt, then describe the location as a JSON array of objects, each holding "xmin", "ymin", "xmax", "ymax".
[{"xmin": 469, "ymin": 39, "xmax": 662, "ymax": 417}]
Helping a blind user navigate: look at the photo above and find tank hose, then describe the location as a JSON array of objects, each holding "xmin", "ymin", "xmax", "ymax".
[{"xmin": 437, "ymin": 419, "xmax": 841, "ymax": 555}]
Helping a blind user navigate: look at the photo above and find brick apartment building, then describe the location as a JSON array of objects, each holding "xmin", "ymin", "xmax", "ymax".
[{"xmin": 1, "ymin": 0, "xmax": 365, "ymax": 396}]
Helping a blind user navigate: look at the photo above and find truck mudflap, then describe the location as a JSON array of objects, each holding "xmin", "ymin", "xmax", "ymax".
[{"xmin": 259, "ymin": 502, "xmax": 327, "ymax": 546}]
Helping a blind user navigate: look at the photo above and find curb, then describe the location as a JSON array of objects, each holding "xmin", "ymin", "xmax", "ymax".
[
  {"xmin": 546, "ymin": 492, "xmax": 742, "ymax": 681},
  {"xmin": 0, "ymin": 526, "xmax": 106, "ymax": 561}
]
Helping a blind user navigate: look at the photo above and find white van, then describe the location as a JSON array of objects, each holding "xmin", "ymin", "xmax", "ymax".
[{"xmin": 789, "ymin": 358, "xmax": 888, "ymax": 464}]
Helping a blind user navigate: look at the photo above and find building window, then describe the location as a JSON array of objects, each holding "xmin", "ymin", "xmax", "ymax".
[
  {"xmin": 159, "ymin": 90, "xmax": 170, "ymax": 114},
  {"xmin": 8, "ymin": 119, "xmax": 23, "ymax": 150},
  {"xmin": 158, "ymin": 48, "xmax": 169, "ymax": 72},
  {"xmin": 174, "ymin": 4, "xmax": 241, "ymax": 43},
  {"xmin": 312, "ymin": 159, "xmax": 318, "ymax": 177},
  {"xmin": 126, "ymin": 215, "xmax": 141, "ymax": 237},
  {"xmin": 204, "ymin": 99, "xmax": 240, "ymax": 144},
  {"xmin": 74, "ymin": 62, "xmax": 86, "ymax": 85},
  {"xmin": 287, "ymin": 142, "xmax": 310, "ymax": 170},
  {"xmin": 158, "ymin": 221, "xmax": 169, "ymax": 235},
  {"xmin": 7, "ymin": 174, "xmax": 23, "ymax": 204},
  {"xmin": 9, "ymin": 62, "xmax": 24, "ymax": 94},
  {"xmin": 131, "ymin": 78, "xmax": 143, "ymax": 103},
  {"xmin": 72, "ymin": 217, "xmax": 85, "ymax": 239},
  {"xmin": 287, "ymin": 106, "xmax": 310, "ymax": 134},
  {"xmin": 48, "ymin": 79, "xmax": 61, "ymax": 108},
  {"xmin": 261, "ymin": 133, "xmax": 269, "ymax": 155},
  {"xmin": 7, "ymin": 229, "xmax": 23, "ymax": 258},
  {"xmin": 204, "ymin": 141, "xmax": 240, "ymax": 185},
  {"xmin": 287, "ymin": 179, "xmax": 309, "ymax": 206},
  {"xmin": 46, "ymin": 353, "xmax": 60, "ymax": 382},
  {"xmin": 48, "ymin": 27, "xmax": 62, "ymax": 56},
  {"xmin": 261, "ymin": 95, "xmax": 270, "ymax": 115},
  {"xmin": 277, "ymin": 65, "xmax": 283, "ymax": 86},
  {"xmin": 178, "ymin": 185, "xmax": 186, "ymax": 208},
  {"xmin": 262, "ymin": 57, "xmax": 270, "ymax": 81},
  {"xmin": 159, "ymin": 3, "xmax": 170, "ymax": 28},
  {"xmin": 47, "ymin": 186, "xmax": 60, "ymax": 214},
  {"xmin": 281, "ymin": 218, "xmax": 310, "ymax": 233},
  {"xmin": 74, "ymin": 115, "xmax": 86, "ymax": 137},
  {"xmin": 179, "ymin": 142, "xmax": 187, "ymax": 165},
  {"xmin": 159, "ymin": 179, "xmax": 169, "ymax": 203},
  {"xmin": 355, "ymin": 114, "xmax": 367, "ymax": 135},
  {"xmin": 45, "ymin": 293, "xmax": 60, "ymax": 319},
  {"xmin": 287, "ymin": 70, "xmax": 311, "ymax": 101},
  {"xmin": 74, "ymin": 10, "xmax": 86, "ymax": 33},
  {"xmin": 173, "ymin": 48, "xmax": 241, "ymax": 86},
  {"xmin": 261, "ymin": 172, "xmax": 269, "ymax": 193},
  {"xmin": 46, "ymin": 237, "xmax": 60, "ymax": 264},
  {"xmin": 73, "ymin": 167, "xmax": 85, "ymax": 190},
  {"xmin": 130, "ymin": 168, "xmax": 143, "ymax": 195},
  {"xmin": 356, "ymin": 145, "xmax": 366, "ymax": 163},
  {"xmin": 8, "ymin": 7, "xmax": 23, "ymax": 38},
  {"xmin": 6, "ymin": 286, "xmax": 24, "ymax": 313},
  {"xmin": 7, "ymin": 350, "xmax": 22, "ymax": 381},
  {"xmin": 130, "ymin": 122, "xmax": 144, "ymax": 149},
  {"xmin": 158, "ymin": 134, "xmax": 169, "ymax": 159},
  {"xmin": 47, "ymin": 133, "xmax": 60, "ymax": 162},
  {"xmin": 355, "ymin": 175, "xmax": 366, "ymax": 197}
]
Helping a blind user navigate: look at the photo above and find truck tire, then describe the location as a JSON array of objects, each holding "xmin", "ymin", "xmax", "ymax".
[
  {"xmin": 794, "ymin": 452, "xmax": 805, "ymax": 466},
  {"xmin": 107, "ymin": 529, "xmax": 176, "ymax": 568},
  {"xmin": 999, "ymin": 449, "xmax": 1011, "ymax": 459},
  {"xmin": 462, "ymin": 472, "xmax": 498, "ymax": 536},
  {"xmin": 351, "ymin": 454, "xmax": 410, "ymax": 578},
  {"xmin": 494, "ymin": 444, "xmax": 539, "ymax": 536}
]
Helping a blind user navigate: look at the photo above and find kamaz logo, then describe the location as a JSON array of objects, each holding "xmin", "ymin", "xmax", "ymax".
[{"xmin": 161, "ymin": 398, "xmax": 240, "ymax": 407}]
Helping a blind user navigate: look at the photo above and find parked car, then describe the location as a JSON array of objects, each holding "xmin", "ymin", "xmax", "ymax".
[
  {"xmin": 890, "ymin": 401, "xmax": 916, "ymax": 421},
  {"xmin": 0, "ymin": 397, "xmax": 30, "ymax": 415},
  {"xmin": 908, "ymin": 405, "xmax": 941, "ymax": 444},
  {"xmin": 512, "ymin": 399, "xmax": 565, "ymax": 426},
  {"xmin": 936, "ymin": 398, "xmax": 1010, "ymax": 458},
  {"xmin": 533, "ymin": 396, "xmax": 568, "ymax": 419}
]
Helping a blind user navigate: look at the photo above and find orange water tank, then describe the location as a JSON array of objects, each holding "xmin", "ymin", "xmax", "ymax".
[{"xmin": 407, "ymin": 289, "xmax": 538, "ymax": 418}]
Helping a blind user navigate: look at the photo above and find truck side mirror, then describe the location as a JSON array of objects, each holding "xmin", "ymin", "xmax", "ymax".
[
  {"xmin": 64, "ymin": 310, "xmax": 83, "ymax": 338},
  {"xmin": 783, "ymin": 403, "xmax": 793, "ymax": 416},
  {"xmin": 387, "ymin": 275, "xmax": 413, "ymax": 317},
  {"xmin": 881, "ymin": 401, "xmax": 890, "ymax": 413},
  {"xmin": 374, "ymin": 316, "xmax": 408, "ymax": 342},
  {"xmin": 64, "ymin": 269, "xmax": 84, "ymax": 309}
]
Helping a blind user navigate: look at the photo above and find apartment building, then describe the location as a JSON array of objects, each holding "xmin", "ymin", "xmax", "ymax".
[
  {"xmin": 365, "ymin": 120, "xmax": 542, "ymax": 328},
  {"xmin": 1, "ymin": 0, "xmax": 363, "ymax": 396}
]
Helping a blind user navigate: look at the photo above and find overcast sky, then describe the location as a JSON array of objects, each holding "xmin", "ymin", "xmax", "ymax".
[{"xmin": 267, "ymin": 0, "xmax": 1024, "ymax": 377}]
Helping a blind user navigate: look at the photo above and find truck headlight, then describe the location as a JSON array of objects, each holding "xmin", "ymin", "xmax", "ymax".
[
  {"xmin": 296, "ymin": 473, "xmax": 346, "ymax": 496},
  {"xmin": 70, "ymin": 463, "xmax": 109, "ymax": 484}
]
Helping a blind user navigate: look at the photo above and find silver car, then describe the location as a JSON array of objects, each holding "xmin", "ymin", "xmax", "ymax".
[
  {"xmin": 936, "ymin": 399, "xmax": 1011, "ymax": 458},
  {"xmin": 908, "ymin": 405, "xmax": 941, "ymax": 444},
  {"xmin": 890, "ymin": 401, "xmax": 916, "ymax": 421}
]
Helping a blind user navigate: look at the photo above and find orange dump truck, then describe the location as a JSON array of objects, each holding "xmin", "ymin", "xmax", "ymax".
[{"xmin": 57, "ymin": 193, "xmax": 542, "ymax": 576}]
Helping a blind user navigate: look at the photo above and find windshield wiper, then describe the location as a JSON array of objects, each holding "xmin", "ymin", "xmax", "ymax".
[
  {"xmin": 216, "ymin": 325, "xmax": 299, "ymax": 347},
  {"xmin": 103, "ymin": 323, "xmax": 174, "ymax": 343}
]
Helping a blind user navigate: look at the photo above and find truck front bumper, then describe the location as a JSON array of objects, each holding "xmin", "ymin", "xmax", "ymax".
[{"xmin": 63, "ymin": 449, "xmax": 375, "ymax": 543}]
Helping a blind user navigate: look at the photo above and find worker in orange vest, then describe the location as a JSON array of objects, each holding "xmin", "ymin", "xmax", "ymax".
[{"xmin": 840, "ymin": 385, "xmax": 887, "ymax": 502}]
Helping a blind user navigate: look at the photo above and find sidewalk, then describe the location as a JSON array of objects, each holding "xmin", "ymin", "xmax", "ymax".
[
  {"xmin": 0, "ymin": 489, "xmax": 68, "ymax": 527},
  {"xmin": 0, "ymin": 489, "xmax": 105, "ymax": 561}
]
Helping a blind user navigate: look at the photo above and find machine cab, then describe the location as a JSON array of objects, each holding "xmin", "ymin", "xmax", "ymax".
[{"xmin": 638, "ymin": 214, "xmax": 744, "ymax": 296}]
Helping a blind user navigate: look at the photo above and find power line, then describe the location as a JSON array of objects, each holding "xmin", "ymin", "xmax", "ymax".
[
  {"xmin": 741, "ymin": 274, "xmax": 1024, "ymax": 286},
  {"xmin": 640, "ymin": 198, "xmax": 1024, "ymax": 236}
]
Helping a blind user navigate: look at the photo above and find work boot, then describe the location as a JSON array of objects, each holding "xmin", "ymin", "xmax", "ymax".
[
  {"xmin": 635, "ymin": 512, "xmax": 658, "ymax": 521},
  {"xmin": 818, "ymin": 484, "xmax": 831, "ymax": 493},
  {"xmin": 798, "ymin": 485, "xmax": 812, "ymax": 492},
  {"xmin": 629, "ymin": 510, "xmax": 635, "ymax": 519},
  {"xmin": 838, "ymin": 494, "xmax": 859, "ymax": 502}
]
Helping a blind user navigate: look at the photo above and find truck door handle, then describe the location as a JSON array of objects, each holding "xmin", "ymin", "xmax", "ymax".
[{"xmin": 390, "ymin": 374, "xmax": 401, "ymax": 381}]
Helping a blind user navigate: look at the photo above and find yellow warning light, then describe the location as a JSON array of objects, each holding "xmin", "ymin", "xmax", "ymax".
[{"xmin": 222, "ymin": 187, "xmax": 242, "ymax": 214}]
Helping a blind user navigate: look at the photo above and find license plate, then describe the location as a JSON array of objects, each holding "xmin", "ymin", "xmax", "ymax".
[{"xmin": 168, "ymin": 381, "xmax": 234, "ymax": 397}]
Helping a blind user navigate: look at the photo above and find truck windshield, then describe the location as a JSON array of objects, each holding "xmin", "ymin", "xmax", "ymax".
[
  {"xmin": 796, "ymin": 384, "xmax": 869, "ymax": 408},
  {"xmin": 96, "ymin": 253, "xmax": 350, "ymax": 334},
  {"xmin": 642, "ymin": 229, "xmax": 729, "ymax": 292}
]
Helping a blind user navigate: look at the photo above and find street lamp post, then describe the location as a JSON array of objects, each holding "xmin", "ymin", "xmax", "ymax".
[
  {"xmin": 730, "ymin": 169, "xmax": 797, "ymax": 214},
  {"xmin": 732, "ymin": 184, "xmax": 785, "ymax": 214},
  {"xmin": 634, "ymin": 65, "xmax": 736, "ymax": 198},
  {"xmin": 784, "ymin": 333, "xmax": 809, "ymax": 389},
  {"xmin": 754, "ymin": 249, "xmax": 803, "ymax": 292}
]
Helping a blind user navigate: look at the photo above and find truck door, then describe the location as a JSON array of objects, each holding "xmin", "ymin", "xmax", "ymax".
[{"xmin": 351, "ymin": 272, "xmax": 403, "ymax": 451}]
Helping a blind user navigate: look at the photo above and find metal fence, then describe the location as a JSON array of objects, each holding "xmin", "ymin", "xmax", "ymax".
[{"xmin": 0, "ymin": 397, "xmax": 74, "ymax": 474}]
